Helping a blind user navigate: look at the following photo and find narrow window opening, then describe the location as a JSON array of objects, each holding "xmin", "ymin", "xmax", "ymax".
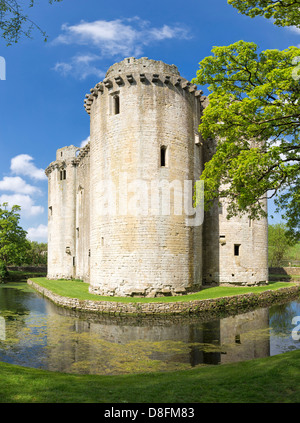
[
  {"xmin": 249, "ymin": 217, "xmax": 252, "ymax": 227},
  {"xmin": 49, "ymin": 206, "xmax": 52, "ymax": 216},
  {"xmin": 114, "ymin": 95, "xmax": 120, "ymax": 114},
  {"xmin": 160, "ymin": 146, "xmax": 167, "ymax": 167},
  {"xmin": 220, "ymin": 235, "xmax": 225, "ymax": 239},
  {"xmin": 76, "ymin": 227, "xmax": 79, "ymax": 238},
  {"xmin": 234, "ymin": 244, "xmax": 240, "ymax": 256},
  {"xmin": 101, "ymin": 237, "xmax": 104, "ymax": 246},
  {"xmin": 73, "ymin": 257, "xmax": 76, "ymax": 266},
  {"xmin": 235, "ymin": 335, "xmax": 241, "ymax": 344},
  {"xmin": 60, "ymin": 170, "xmax": 66, "ymax": 180}
]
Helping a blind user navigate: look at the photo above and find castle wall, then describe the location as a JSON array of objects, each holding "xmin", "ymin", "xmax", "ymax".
[
  {"xmin": 74, "ymin": 146, "xmax": 90, "ymax": 281},
  {"xmin": 202, "ymin": 137, "xmax": 268, "ymax": 286},
  {"xmin": 46, "ymin": 146, "xmax": 78, "ymax": 279},
  {"xmin": 87, "ymin": 57, "xmax": 203, "ymax": 297}
]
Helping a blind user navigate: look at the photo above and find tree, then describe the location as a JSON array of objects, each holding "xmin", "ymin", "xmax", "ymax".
[
  {"xmin": 268, "ymin": 223, "xmax": 295, "ymax": 266},
  {"xmin": 0, "ymin": 203, "xmax": 30, "ymax": 265},
  {"xmin": 228, "ymin": 0, "xmax": 300, "ymax": 29},
  {"xmin": 192, "ymin": 40, "xmax": 300, "ymax": 240},
  {"xmin": 0, "ymin": 0, "xmax": 62, "ymax": 45},
  {"xmin": 26, "ymin": 241, "xmax": 47, "ymax": 265},
  {"xmin": 0, "ymin": 260, "xmax": 9, "ymax": 281}
]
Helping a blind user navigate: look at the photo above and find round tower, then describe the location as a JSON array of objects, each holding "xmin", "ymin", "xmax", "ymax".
[{"xmin": 85, "ymin": 57, "xmax": 203, "ymax": 297}]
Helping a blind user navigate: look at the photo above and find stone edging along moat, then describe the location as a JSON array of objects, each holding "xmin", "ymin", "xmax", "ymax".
[{"xmin": 27, "ymin": 279, "xmax": 300, "ymax": 317}]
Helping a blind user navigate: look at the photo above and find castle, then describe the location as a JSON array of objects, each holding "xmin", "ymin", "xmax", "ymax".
[{"xmin": 45, "ymin": 57, "xmax": 268, "ymax": 297}]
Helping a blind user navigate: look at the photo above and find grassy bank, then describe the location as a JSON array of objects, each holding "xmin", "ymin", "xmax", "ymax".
[
  {"xmin": 0, "ymin": 350, "xmax": 299, "ymax": 403},
  {"xmin": 28, "ymin": 278, "xmax": 296, "ymax": 304}
]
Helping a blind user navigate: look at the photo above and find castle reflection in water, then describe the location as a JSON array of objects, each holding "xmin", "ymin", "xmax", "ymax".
[{"xmin": 44, "ymin": 301, "xmax": 270, "ymax": 375}]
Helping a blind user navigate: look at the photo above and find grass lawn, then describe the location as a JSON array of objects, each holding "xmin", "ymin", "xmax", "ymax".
[
  {"xmin": 28, "ymin": 278, "xmax": 296, "ymax": 303},
  {"xmin": 0, "ymin": 350, "xmax": 299, "ymax": 403}
]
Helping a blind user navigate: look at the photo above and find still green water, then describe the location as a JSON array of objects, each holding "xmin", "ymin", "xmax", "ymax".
[{"xmin": 0, "ymin": 282, "xmax": 299, "ymax": 375}]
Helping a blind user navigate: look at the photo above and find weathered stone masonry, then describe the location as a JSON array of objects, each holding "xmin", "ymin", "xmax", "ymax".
[{"xmin": 45, "ymin": 57, "xmax": 269, "ymax": 297}]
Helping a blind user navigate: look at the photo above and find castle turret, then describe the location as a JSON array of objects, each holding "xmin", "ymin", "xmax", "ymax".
[
  {"xmin": 46, "ymin": 145, "xmax": 78, "ymax": 279},
  {"xmin": 86, "ymin": 57, "xmax": 204, "ymax": 296}
]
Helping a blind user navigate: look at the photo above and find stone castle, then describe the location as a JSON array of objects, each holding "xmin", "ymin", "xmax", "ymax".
[{"xmin": 45, "ymin": 57, "xmax": 268, "ymax": 297}]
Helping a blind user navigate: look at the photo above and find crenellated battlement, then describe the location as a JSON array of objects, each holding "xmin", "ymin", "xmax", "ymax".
[
  {"xmin": 72, "ymin": 142, "xmax": 90, "ymax": 165},
  {"xmin": 83, "ymin": 57, "xmax": 205, "ymax": 115},
  {"xmin": 45, "ymin": 143, "xmax": 90, "ymax": 176}
]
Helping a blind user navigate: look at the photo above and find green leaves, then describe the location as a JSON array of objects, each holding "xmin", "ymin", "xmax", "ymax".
[
  {"xmin": 228, "ymin": 0, "xmax": 300, "ymax": 28},
  {"xmin": 268, "ymin": 223, "xmax": 295, "ymax": 266},
  {"xmin": 0, "ymin": 0, "xmax": 62, "ymax": 45},
  {"xmin": 193, "ymin": 41, "xmax": 300, "ymax": 238},
  {"xmin": 0, "ymin": 202, "xmax": 30, "ymax": 265}
]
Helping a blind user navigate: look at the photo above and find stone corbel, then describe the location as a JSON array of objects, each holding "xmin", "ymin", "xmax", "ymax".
[
  {"xmin": 126, "ymin": 74, "xmax": 134, "ymax": 83},
  {"xmin": 103, "ymin": 79, "xmax": 113, "ymax": 88},
  {"xmin": 140, "ymin": 73, "xmax": 146, "ymax": 82},
  {"xmin": 90, "ymin": 88, "xmax": 98, "ymax": 97},
  {"xmin": 182, "ymin": 81, "xmax": 191, "ymax": 90},
  {"xmin": 114, "ymin": 76, "xmax": 123, "ymax": 86}
]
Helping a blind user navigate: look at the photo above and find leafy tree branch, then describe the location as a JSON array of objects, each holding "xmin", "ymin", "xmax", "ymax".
[
  {"xmin": 192, "ymin": 41, "xmax": 300, "ymax": 240},
  {"xmin": 0, "ymin": 0, "xmax": 62, "ymax": 44},
  {"xmin": 228, "ymin": 0, "xmax": 300, "ymax": 28}
]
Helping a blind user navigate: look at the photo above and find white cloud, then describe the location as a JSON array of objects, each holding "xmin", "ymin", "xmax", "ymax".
[
  {"xmin": 0, "ymin": 194, "xmax": 44, "ymax": 217},
  {"xmin": 286, "ymin": 25, "xmax": 300, "ymax": 35},
  {"xmin": 27, "ymin": 224, "xmax": 48, "ymax": 242},
  {"xmin": 80, "ymin": 136, "xmax": 90, "ymax": 148},
  {"xmin": 0, "ymin": 176, "xmax": 40, "ymax": 195},
  {"xmin": 53, "ymin": 62, "xmax": 73, "ymax": 76},
  {"xmin": 53, "ymin": 55, "xmax": 105, "ymax": 80},
  {"xmin": 10, "ymin": 154, "xmax": 47, "ymax": 181},
  {"xmin": 148, "ymin": 24, "xmax": 190, "ymax": 40},
  {"xmin": 52, "ymin": 18, "xmax": 191, "ymax": 78}
]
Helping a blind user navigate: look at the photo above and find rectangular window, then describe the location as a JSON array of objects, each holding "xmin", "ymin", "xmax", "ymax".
[
  {"xmin": 160, "ymin": 146, "xmax": 167, "ymax": 167},
  {"xmin": 234, "ymin": 244, "xmax": 240, "ymax": 256},
  {"xmin": 110, "ymin": 92, "xmax": 120, "ymax": 115},
  {"xmin": 114, "ymin": 95, "xmax": 120, "ymax": 114},
  {"xmin": 60, "ymin": 170, "xmax": 66, "ymax": 180}
]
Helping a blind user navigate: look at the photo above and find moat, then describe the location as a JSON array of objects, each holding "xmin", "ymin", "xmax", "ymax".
[{"xmin": 0, "ymin": 282, "xmax": 299, "ymax": 375}]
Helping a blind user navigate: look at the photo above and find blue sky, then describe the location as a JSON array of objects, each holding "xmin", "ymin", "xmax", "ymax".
[{"xmin": 0, "ymin": 0, "xmax": 299, "ymax": 242}]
